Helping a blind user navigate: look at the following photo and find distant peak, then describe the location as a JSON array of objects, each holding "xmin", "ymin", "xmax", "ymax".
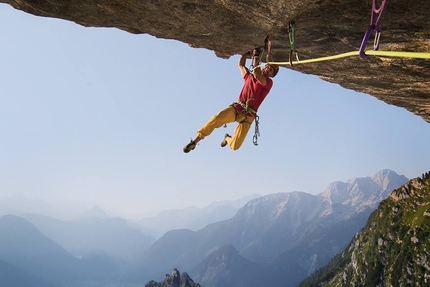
[
  {"xmin": 79, "ymin": 205, "xmax": 108, "ymax": 219},
  {"xmin": 319, "ymin": 170, "xmax": 408, "ymax": 206},
  {"xmin": 373, "ymin": 169, "xmax": 397, "ymax": 178}
]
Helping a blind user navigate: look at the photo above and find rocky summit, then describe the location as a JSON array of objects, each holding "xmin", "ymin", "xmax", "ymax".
[
  {"xmin": 145, "ymin": 269, "xmax": 202, "ymax": 287},
  {"xmin": 1, "ymin": 0, "xmax": 429, "ymax": 123}
]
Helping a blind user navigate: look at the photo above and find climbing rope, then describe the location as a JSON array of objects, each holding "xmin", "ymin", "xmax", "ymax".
[{"xmin": 267, "ymin": 50, "xmax": 430, "ymax": 66}]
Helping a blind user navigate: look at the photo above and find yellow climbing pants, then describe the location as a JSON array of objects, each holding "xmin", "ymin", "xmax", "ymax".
[{"xmin": 197, "ymin": 106, "xmax": 254, "ymax": 150}]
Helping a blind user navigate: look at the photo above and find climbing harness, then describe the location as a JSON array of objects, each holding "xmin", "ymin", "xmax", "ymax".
[
  {"xmin": 229, "ymin": 101, "xmax": 260, "ymax": 146},
  {"xmin": 236, "ymin": 102, "xmax": 260, "ymax": 147},
  {"xmin": 288, "ymin": 20, "xmax": 300, "ymax": 65},
  {"xmin": 233, "ymin": 101, "xmax": 257, "ymax": 117},
  {"xmin": 359, "ymin": 0, "xmax": 387, "ymax": 59}
]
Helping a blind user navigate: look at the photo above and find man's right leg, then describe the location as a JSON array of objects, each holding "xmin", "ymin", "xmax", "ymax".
[
  {"xmin": 184, "ymin": 106, "xmax": 236, "ymax": 153},
  {"xmin": 197, "ymin": 106, "xmax": 236, "ymax": 139}
]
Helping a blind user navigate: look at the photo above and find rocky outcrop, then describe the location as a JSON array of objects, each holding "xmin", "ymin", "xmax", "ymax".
[
  {"xmin": 1, "ymin": 0, "xmax": 429, "ymax": 122},
  {"xmin": 390, "ymin": 171, "xmax": 430, "ymax": 201},
  {"xmin": 145, "ymin": 269, "xmax": 202, "ymax": 287}
]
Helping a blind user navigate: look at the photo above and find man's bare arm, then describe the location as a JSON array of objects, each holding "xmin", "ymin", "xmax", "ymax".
[{"xmin": 238, "ymin": 53, "xmax": 249, "ymax": 78}]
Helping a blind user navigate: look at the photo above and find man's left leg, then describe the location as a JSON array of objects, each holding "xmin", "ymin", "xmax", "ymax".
[{"xmin": 225, "ymin": 115, "xmax": 253, "ymax": 150}]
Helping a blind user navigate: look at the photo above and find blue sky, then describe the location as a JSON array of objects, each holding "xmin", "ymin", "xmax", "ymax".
[{"xmin": 1, "ymin": 4, "xmax": 429, "ymax": 219}]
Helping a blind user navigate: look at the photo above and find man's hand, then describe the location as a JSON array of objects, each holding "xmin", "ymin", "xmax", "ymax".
[{"xmin": 252, "ymin": 47, "xmax": 263, "ymax": 57}]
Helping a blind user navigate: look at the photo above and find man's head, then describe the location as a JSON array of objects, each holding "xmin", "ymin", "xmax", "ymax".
[{"xmin": 263, "ymin": 64, "xmax": 279, "ymax": 78}]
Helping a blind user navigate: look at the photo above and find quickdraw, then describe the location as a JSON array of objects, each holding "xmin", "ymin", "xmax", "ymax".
[
  {"xmin": 288, "ymin": 20, "xmax": 300, "ymax": 66},
  {"xmin": 253, "ymin": 115, "xmax": 260, "ymax": 146},
  {"xmin": 359, "ymin": 0, "xmax": 387, "ymax": 59},
  {"xmin": 264, "ymin": 34, "xmax": 273, "ymax": 63}
]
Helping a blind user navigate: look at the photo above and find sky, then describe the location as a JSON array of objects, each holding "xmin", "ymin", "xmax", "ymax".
[{"xmin": 1, "ymin": 4, "xmax": 429, "ymax": 219}]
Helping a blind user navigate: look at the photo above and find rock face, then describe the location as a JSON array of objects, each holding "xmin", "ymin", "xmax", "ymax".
[{"xmin": 1, "ymin": 0, "xmax": 429, "ymax": 122}]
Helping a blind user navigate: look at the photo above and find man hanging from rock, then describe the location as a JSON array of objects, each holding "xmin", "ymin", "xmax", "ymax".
[{"xmin": 183, "ymin": 48, "xmax": 279, "ymax": 153}]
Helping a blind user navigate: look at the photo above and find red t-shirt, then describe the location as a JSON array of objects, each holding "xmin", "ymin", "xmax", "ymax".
[{"xmin": 238, "ymin": 72, "xmax": 273, "ymax": 112}]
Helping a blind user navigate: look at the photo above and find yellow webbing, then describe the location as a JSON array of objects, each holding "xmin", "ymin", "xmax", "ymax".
[{"xmin": 267, "ymin": 50, "xmax": 430, "ymax": 66}]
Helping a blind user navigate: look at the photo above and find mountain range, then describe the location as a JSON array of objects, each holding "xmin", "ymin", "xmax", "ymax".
[
  {"xmin": 0, "ymin": 214, "xmax": 125, "ymax": 286},
  {"xmin": 138, "ymin": 169, "xmax": 408, "ymax": 287},
  {"xmin": 137, "ymin": 194, "xmax": 260, "ymax": 238},
  {"xmin": 20, "ymin": 213, "xmax": 154, "ymax": 263},
  {"xmin": 0, "ymin": 169, "xmax": 412, "ymax": 287},
  {"xmin": 0, "ymin": 195, "xmax": 94, "ymax": 219}
]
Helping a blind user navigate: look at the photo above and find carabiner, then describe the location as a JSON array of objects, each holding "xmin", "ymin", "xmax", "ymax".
[
  {"xmin": 373, "ymin": 30, "xmax": 381, "ymax": 50},
  {"xmin": 289, "ymin": 50, "xmax": 300, "ymax": 66},
  {"xmin": 253, "ymin": 115, "xmax": 260, "ymax": 146}
]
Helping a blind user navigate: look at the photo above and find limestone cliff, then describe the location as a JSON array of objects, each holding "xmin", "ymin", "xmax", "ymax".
[{"xmin": 2, "ymin": 0, "xmax": 429, "ymax": 122}]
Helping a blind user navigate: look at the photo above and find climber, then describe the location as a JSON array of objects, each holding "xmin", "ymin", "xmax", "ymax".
[{"xmin": 183, "ymin": 49, "xmax": 279, "ymax": 153}]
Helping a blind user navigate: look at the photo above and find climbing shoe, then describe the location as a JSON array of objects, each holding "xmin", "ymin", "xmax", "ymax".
[
  {"xmin": 221, "ymin": 134, "xmax": 231, "ymax": 148},
  {"xmin": 183, "ymin": 140, "xmax": 196, "ymax": 153}
]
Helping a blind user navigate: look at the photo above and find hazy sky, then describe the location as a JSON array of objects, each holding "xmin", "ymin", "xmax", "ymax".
[{"xmin": 1, "ymin": 4, "xmax": 429, "ymax": 219}]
